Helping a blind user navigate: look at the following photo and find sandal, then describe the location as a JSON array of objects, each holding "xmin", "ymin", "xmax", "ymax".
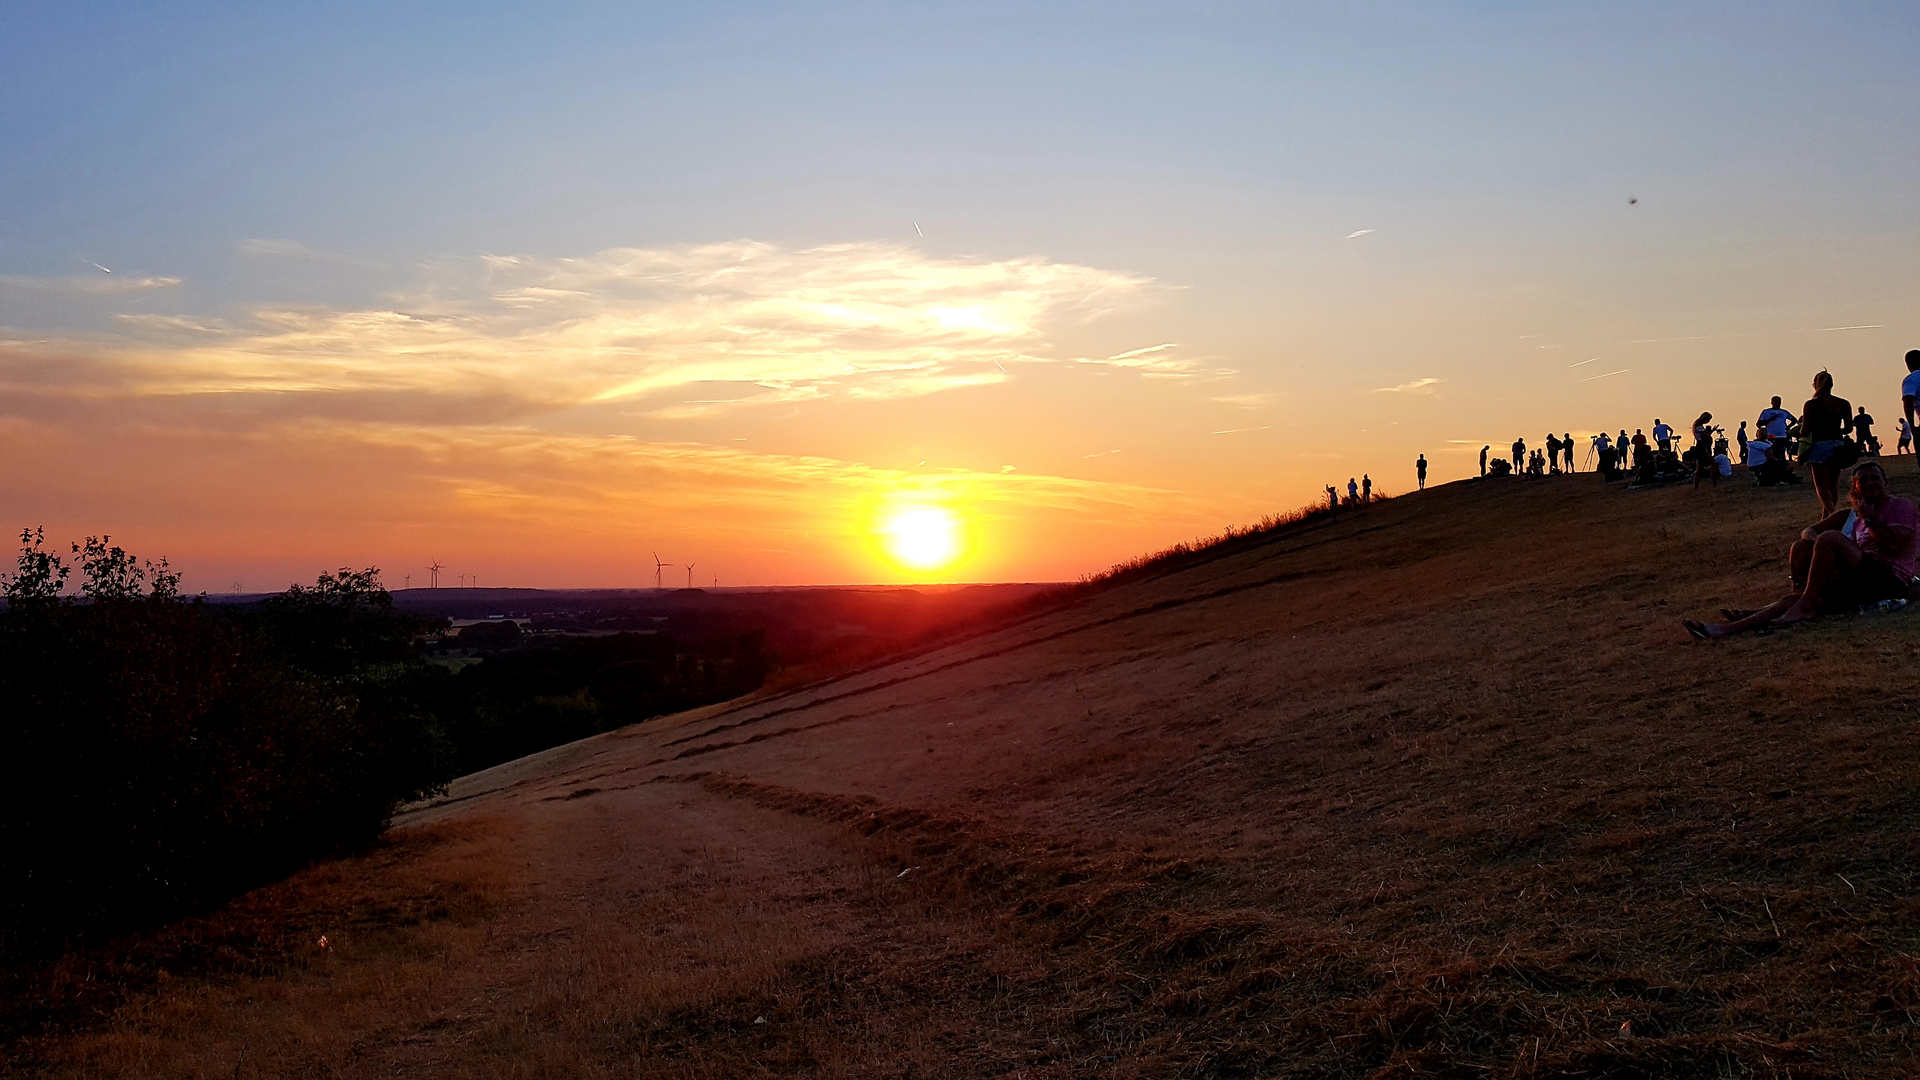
[{"xmin": 1683, "ymin": 619, "xmax": 1712, "ymax": 641}]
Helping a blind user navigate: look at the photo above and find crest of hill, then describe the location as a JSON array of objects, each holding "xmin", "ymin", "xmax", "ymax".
[{"xmin": 22, "ymin": 472, "xmax": 1920, "ymax": 1078}]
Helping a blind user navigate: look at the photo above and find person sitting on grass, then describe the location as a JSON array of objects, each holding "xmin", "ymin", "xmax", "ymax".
[{"xmin": 1685, "ymin": 460, "xmax": 1916, "ymax": 639}]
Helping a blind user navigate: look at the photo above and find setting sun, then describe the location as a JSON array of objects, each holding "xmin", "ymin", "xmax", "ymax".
[{"xmin": 882, "ymin": 506, "xmax": 961, "ymax": 571}]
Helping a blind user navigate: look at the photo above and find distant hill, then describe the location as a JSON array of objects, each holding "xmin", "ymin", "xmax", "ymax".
[{"xmin": 19, "ymin": 471, "xmax": 1920, "ymax": 1077}]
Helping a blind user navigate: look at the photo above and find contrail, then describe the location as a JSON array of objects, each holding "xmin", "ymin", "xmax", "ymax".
[
  {"xmin": 1210, "ymin": 425, "xmax": 1273, "ymax": 435},
  {"xmin": 1345, "ymin": 229, "xmax": 1374, "ymax": 239},
  {"xmin": 1583, "ymin": 368, "xmax": 1631, "ymax": 382},
  {"xmin": 1812, "ymin": 324, "xmax": 1883, "ymax": 332},
  {"xmin": 914, "ymin": 222, "xmax": 924, "ymax": 238},
  {"xmin": 90, "ymin": 263, "xmax": 111, "ymax": 274},
  {"xmin": 1568, "ymin": 357, "xmax": 1600, "ymax": 368},
  {"xmin": 994, "ymin": 361, "xmax": 1005, "ymax": 373}
]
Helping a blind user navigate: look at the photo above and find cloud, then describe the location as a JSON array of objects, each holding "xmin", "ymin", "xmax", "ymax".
[
  {"xmin": 1345, "ymin": 229, "xmax": 1374, "ymax": 239},
  {"xmin": 5, "ymin": 242, "xmax": 1154, "ymax": 420},
  {"xmin": 1078, "ymin": 342, "xmax": 1227, "ymax": 379},
  {"xmin": 111, "ymin": 314, "xmax": 232, "ymax": 334},
  {"xmin": 1373, "ymin": 377, "xmax": 1442, "ymax": 394},
  {"xmin": 0, "ymin": 275, "xmax": 181, "ymax": 296},
  {"xmin": 1210, "ymin": 393, "xmax": 1272, "ymax": 408}
]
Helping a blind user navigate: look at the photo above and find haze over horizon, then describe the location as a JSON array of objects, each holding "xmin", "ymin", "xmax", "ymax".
[{"xmin": 5, "ymin": 2, "xmax": 1918, "ymax": 592}]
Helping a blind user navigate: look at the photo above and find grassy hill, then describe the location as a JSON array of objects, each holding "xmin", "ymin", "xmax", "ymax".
[{"xmin": 13, "ymin": 469, "xmax": 1920, "ymax": 1078}]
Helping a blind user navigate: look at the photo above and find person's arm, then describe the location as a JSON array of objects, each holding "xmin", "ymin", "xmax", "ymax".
[
  {"xmin": 1802, "ymin": 506, "xmax": 1851, "ymax": 541},
  {"xmin": 1905, "ymin": 392, "xmax": 1917, "ymax": 438}
]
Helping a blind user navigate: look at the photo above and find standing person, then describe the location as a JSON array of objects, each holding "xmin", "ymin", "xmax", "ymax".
[
  {"xmin": 1691, "ymin": 412, "xmax": 1718, "ymax": 490},
  {"xmin": 1362, "ymin": 474, "xmax": 1372, "ymax": 504},
  {"xmin": 1618, "ymin": 430, "xmax": 1630, "ymax": 464},
  {"xmin": 1326, "ymin": 484, "xmax": 1338, "ymax": 512},
  {"xmin": 1479, "ymin": 445, "xmax": 1489, "ymax": 476},
  {"xmin": 1562, "ymin": 433, "xmax": 1575, "ymax": 473},
  {"xmin": 1415, "ymin": 454, "xmax": 1428, "ymax": 490},
  {"xmin": 1758, "ymin": 395, "xmax": 1789, "ymax": 441},
  {"xmin": 1901, "ymin": 417, "xmax": 1915, "ymax": 456},
  {"xmin": 1800, "ymin": 370, "xmax": 1854, "ymax": 517},
  {"xmin": 1511, "ymin": 437, "xmax": 1525, "ymax": 474},
  {"xmin": 1545, "ymin": 433, "xmax": 1561, "ymax": 474},
  {"xmin": 1652, "ymin": 418, "xmax": 1674, "ymax": 452},
  {"xmin": 1902, "ymin": 350, "xmax": 1920, "ymax": 470},
  {"xmin": 1632, "ymin": 429, "xmax": 1649, "ymax": 468},
  {"xmin": 1854, "ymin": 406, "xmax": 1879, "ymax": 455},
  {"xmin": 1736, "ymin": 421, "xmax": 1749, "ymax": 465},
  {"xmin": 1347, "ymin": 477, "xmax": 1359, "ymax": 505}
]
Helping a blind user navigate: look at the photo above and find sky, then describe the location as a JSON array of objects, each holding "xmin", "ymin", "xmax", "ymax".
[{"xmin": 4, "ymin": 2, "xmax": 1919, "ymax": 592}]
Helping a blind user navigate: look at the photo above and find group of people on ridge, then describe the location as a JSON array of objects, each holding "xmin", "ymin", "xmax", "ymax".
[{"xmin": 1395, "ymin": 350, "xmax": 1920, "ymax": 639}]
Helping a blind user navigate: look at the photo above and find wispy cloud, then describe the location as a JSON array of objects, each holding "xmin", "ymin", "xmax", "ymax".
[
  {"xmin": 1078, "ymin": 342, "xmax": 1228, "ymax": 379},
  {"xmin": 0, "ymin": 274, "xmax": 181, "ymax": 296},
  {"xmin": 1583, "ymin": 368, "xmax": 1631, "ymax": 382},
  {"xmin": 1210, "ymin": 392, "xmax": 1272, "ymax": 408},
  {"xmin": 2, "ymin": 242, "xmax": 1157, "ymax": 420},
  {"xmin": 1373, "ymin": 377, "xmax": 1442, "ymax": 394},
  {"xmin": 1345, "ymin": 229, "xmax": 1374, "ymax": 239}
]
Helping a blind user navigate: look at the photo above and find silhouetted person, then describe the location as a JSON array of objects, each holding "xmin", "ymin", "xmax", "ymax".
[
  {"xmin": 1511, "ymin": 437, "xmax": 1525, "ymax": 474},
  {"xmin": 1902, "ymin": 350, "xmax": 1920, "ymax": 471},
  {"xmin": 1618, "ymin": 430, "xmax": 1630, "ymax": 463},
  {"xmin": 1347, "ymin": 477, "xmax": 1358, "ymax": 505},
  {"xmin": 1479, "ymin": 445, "xmax": 1489, "ymax": 476},
  {"xmin": 1800, "ymin": 369, "xmax": 1853, "ymax": 517},
  {"xmin": 1736, "ymin": 421, "xmax": 1749, "ymax": 465},
  {"xmin": 1562, "ymin": 433, "xmax": 1574, "ymax": 472},
  {"xmin": 1652, "ymin": 418, "xmax": 1673, "ymax": 452},
  {"xmin": 1758, "ymin": 395, "xmax": 1793, "ymax": 461},
  {"xmin": 1545, "ymin": 433, "xmax": 1561, "ymax": 474},
  {"xmin": 1362, "ymin": 474, "xmax": 1372, "ymax": 504},
  {"xmin": 1415, "ymin": 454, "xmax": 1428, "ymax": 490},
  {"xmin": 1326, "ymin": 484, "xmax": 1338, "ymax": 512},
  {"xmin": 1690, "ymin": 411, "xmax": 1718, "ymax": 490},
  {"xmin": 1902, "ymin": 418, "xmax": 1915, "ymax": 456},
  {"xmin": 1631, "ymin": 429, "xmax": 1649, "ymax": 469},
  {"xmin": 1855, "ymin": 406, "xmax": 1879, "ymax": 455}
]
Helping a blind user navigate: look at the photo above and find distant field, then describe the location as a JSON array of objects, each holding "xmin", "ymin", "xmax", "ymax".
[{"xmin": 12, "ymin": 471, "xmax": 1920, "ymax": 1078}]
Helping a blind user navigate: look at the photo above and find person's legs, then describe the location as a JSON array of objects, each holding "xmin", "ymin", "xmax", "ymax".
[
  {"xmin": 1789, "ymin": 537, "xmax": 1814, "ymax": 588},
  {"xmin": 1701, "ymin": 593, "xmax": 1801, "ymax": 638},
  {"xmin": 1776, "ymin": 531, "xmax": 1864, "ymax": 623},
  {"xmin": 1812, "ymin": 463, "xmax": 1840, "ymax": 516}
]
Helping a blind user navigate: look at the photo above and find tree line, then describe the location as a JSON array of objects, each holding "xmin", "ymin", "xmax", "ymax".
[{"xmin": 0, "ymin": 529, "xmax": 771, "ymax": 958}]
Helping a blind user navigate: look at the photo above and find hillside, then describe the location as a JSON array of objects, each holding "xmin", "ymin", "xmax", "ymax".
[{"xmin": 15, "ymin": 470, "xmax": 1920, "ymax": 1078}]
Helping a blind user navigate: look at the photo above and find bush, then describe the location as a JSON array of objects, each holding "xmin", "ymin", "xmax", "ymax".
[{"xmin": 0, "ymin": 538, "xmax": 450, "ymax": 958}]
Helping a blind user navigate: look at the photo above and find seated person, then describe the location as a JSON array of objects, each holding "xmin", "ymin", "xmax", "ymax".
[{"xmin": 1686, "ymin": 461, "xmax": 1916, "ymax": 639}]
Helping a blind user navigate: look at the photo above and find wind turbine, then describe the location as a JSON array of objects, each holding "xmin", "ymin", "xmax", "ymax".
[
  {"xmin": 458, "ymin": 573, "xmax": 466, "ymax": 588},
  {"xmin": 404, "ymin": 574, "xmax": 411, "ymax": 590},
  {"xmin": 684, "ymin": 562, "xmax": 696, "ymax": 589},
  {"xmin": 426, "ymin": 561, "xmax": 442, "ymax": 589},
  {"xmin": 653, "ymin": 552, "xmax": 667, "ymax": 590}
]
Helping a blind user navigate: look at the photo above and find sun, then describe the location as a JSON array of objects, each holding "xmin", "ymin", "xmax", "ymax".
[{"xmin": 882, "ymin": 506, "xmax": 961, "ymax": 572}]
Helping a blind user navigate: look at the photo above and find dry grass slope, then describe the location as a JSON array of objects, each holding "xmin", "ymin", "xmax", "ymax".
[{"xmin": 11, "ymin": 470, "xmax": 1920, "ymax": 1078}]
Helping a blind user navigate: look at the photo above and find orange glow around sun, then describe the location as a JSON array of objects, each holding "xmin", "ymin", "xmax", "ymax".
[{"xmin": 881, "ymin": 505, "xmax": 962, "ymax": 572}]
